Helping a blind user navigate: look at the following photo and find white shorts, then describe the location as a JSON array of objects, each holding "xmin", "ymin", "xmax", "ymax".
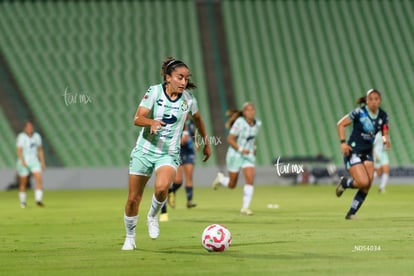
[
  {"xmin": 374, "ymin": 150, "xmax": 389, "ymax": 169},
  {"xmin": 226, "ymin": 149, "xmax": 255, "ymax": 172},
  {"xmin": 16, "ymin": 159, "xmax": 41, "ymax": 177}
]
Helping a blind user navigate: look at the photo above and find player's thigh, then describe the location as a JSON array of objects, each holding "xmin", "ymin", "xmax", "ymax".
[
  {"xmin": 154, "ymin": 155, "xmax": 180, "ymax": 193},
  {"xmin": 363, "ymin": 161, "xmax": 374, "ymax": 183},
  {"xmin": 155, "ymin": 166, "xmax": 177, "ymax": 194},
  {"xmin": 348, "ymin": 164, "xmax": 370, "ymax": 187}
]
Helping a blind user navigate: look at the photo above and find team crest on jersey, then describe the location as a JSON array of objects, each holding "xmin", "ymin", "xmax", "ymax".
[{"xmin": 181, "ymin": 100, "xmax": 189, "ymax": 112}]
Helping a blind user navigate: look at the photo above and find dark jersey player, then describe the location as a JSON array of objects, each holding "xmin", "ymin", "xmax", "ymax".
[{"xmin": 336, "ymin": 89, "xmax": 390, "ymax": 220}]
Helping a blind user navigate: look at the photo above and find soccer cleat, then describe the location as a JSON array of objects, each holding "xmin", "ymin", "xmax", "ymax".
[
  {"xmin": 147, "ymin": 215, "xmax": 160, "ymax": 239},
  {"xmin": 240, "ymin": 208, "xmax": 254, "ymax": 216},
  {"xmin": 36, "ymin": 201, "xmax": 44, "ymax": 207},
  {"xmin": 345, "ymin": 214, "xmax": 358, "ymax": 220},
  {"xmin": 168, "ymin": 191, "xmax": 176, "ymax": 209},
  {"xmin": 159, "ymin": 213, "xmax": 169, "ymax": 222},
  {"xmin": 212, "ymin": 172, "xmax": 224, "ymax": 190},
  {"xmin": 378, "ymin": 188, "xmax": 386, "ymax": 194},
  {"xmin": 20, "ymin": 203, "xmax": 27, "ymax": 209},
  {"xmin": 186, "ymin": 201, "xmax": 197, "ymax": 209},
  {"xmin": 121, "ymin": 237, "xmax": 136, "ymax": 250},
  {"xmin": 335, "ymin": 177, "xmax": 347, "ymax": 197}
]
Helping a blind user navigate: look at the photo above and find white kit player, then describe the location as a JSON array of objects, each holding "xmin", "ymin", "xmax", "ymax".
[
  {"xmin": 373, "ymin": 131, "xmax": 390, "ymax": 193},
  {"xmin": 212, "ymin": 102, "xmax": 261, "ymax": 215},
  {"xmin": 16, "ymin": 120, "xmax": 46, "ymax": 208},
  {"xmin": 121, "ymin": 57, "xmax": 211, "ymax": 250}
]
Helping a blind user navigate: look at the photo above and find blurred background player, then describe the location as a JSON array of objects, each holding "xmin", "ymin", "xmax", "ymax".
[
  {"xmin": 160, "ymin": 117, "xmax": 198, "ymax": 222},
  {"xmin": 212, "ymin": 102, "xmax": 261, "ymax": 215},
  {"xmin": 336, "ymin": 89, "xmax": 390, "ymax": 219},
  {"xmin": 121, "ymin": 57, "xmax": 211, "ymax": 250},
  {"xmin": 16, "ymin": 120, "xmax": 46, "ymax": 208},
  {"xmin": 373, "ymin": 131, "xmax": 390, "ymax": 193}
]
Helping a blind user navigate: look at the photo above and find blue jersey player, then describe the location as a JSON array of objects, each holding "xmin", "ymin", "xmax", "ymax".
[{"xmin": 336, "ymin": 89, "xmax": 390, "ymax": 220}]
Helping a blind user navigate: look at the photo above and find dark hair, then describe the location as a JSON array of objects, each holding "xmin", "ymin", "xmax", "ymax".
[
  {"xmin": 161, "ymin": 56, "xmax": 196, "ymax": 90},
  {"xmin": 24, "ymin": 119, "xmax": 33, "ymax": 127},
  {"xmin": 356, "ymin": 88, "xmax": 381, "ymax": 106},
  {"xmin": 225, "ymin": 109, "xmax": 243, "ymax": 129},
  {"xmin": 225, "ymin": 102, "xmax": 255, "ymax": 128},
  {"xmin": 356, "ymin": 96, "xmax": 367, "ymax": 106}
]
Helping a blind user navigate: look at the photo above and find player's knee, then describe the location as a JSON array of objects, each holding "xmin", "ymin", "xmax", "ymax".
[
  {"xmin": 126, "ymin": 196, "xmax": 140, "ymax": 208},
  {"xmin": 359, "ymin": 178, "xmax": 371, "ymax": 188}
]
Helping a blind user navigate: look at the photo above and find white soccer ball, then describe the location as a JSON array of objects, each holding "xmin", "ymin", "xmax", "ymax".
[{"xmin": 201, "ymin": 224, "xmax": 232, "ymax": 252}]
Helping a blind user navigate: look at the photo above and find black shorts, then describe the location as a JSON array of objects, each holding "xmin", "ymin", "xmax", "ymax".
[{"xmin": 343, "ymin": 151, "xmax": 373, "ymax": 170}]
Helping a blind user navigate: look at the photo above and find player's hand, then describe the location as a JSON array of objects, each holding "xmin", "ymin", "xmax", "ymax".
[
  {"xmin": 340, "ymin": 143, "xmax": 352, "ymax": 156},
  {"xmin": 202, "ymin": 143, "xmax": 211, "ymax": 162},
  {"xmin": 383, "ymin": 139, "xmax": 391, "ymax": 150},
  {"xmin": 241, "ymin": 149, "xmax": 250, "ymax": 155},
  {"xmin": 150, "ymin": 120, "xmax": 166, "ymax": 134},
  {"xmin": 41, "ymin": 162, "xmax": 46, "ymax": 170}
]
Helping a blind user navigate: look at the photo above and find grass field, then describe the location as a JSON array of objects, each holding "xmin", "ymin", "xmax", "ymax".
[{"xmin": 1, "ymin": 184, "xmax": 413, "ymax": 275}]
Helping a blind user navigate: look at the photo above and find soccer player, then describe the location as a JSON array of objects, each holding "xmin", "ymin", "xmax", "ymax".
[
  {"xmin": 160, "ymin": 118, "xmax": 198, "ymax": 222},
  {"xmin": 373, "ymin": 132, "xmax": 390, "ymax": 193},
  {"xmin": 16, "ymin": 120, "xmax": 46, "ymax": 208},
  {"xmin": 121, "ymin": 57, "xmax": 211, "ymax": 250},
  {"xmin": 336, "ymin": 89, "xmax": 390, "ymax": 220},
  {"xmin": 211, "ymin": 102, "xmax": 261, "ymax": 215}
]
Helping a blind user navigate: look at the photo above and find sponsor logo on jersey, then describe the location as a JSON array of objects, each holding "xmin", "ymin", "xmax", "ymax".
[{"xmin": 162, "ymin": 114, "xmax": 178, "ymax": 124}]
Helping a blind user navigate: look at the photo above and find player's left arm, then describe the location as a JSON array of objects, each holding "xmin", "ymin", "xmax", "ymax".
[
  {"xmin": 38, "ymin": 146, "xmax": 46, "ymax": 170},
  {"xmin": 382, "ymin": 124, "xmax": 391, "ymax": 150},
  {"xmin": 192, "ymin": 112, "xmax": 211, "ymax": 162}
]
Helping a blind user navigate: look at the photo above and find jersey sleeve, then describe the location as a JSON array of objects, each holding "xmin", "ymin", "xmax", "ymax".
[
  {"xmin": 382, "ymin": 111, "xmax": 389, "ymax": 125},
  {"xmin": 190, "ymin": 94, "xmax": 199, "ymax": 115},
  {"xmin": 35, "ymin": 133, "xmax": 42, "ymax": 146},
  {"xmin": 16, "ymin": 133, "xmax": 24, "ymax": 147},
  {"xmin": 139, "ymin": 86, "xmax": 157, "ymax": 110},
  {"xmin": 229, "ymin": 118, "xmax": 243, "ymax": 136},
  {"xmin": 348, "ymin": 107, "xmax": 361, "ymax": 121}
]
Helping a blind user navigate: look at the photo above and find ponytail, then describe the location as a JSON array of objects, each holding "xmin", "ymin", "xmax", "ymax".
[{"xmin": 225, "ymin": 110, "xmax": 243, "ymax": 129}]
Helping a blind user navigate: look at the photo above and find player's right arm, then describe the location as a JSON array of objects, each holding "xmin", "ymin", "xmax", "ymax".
[
  {"xmin": 16, "ymin": 134, "xmax": 27, "ymax": 167},
  {"xmin": 227, "ymin": 134, "xmax": 249, "ymax": 155},
  {"xmin": 17, "ymin": 147, "xmax": 27, "ymax": 167},
  {"xmin": 337, "ymin": 115, "xmax": 353, "ymax": 156},
  {"xmin": 133, "ymin": 106, "xmax": 165, "ymax": 134}
]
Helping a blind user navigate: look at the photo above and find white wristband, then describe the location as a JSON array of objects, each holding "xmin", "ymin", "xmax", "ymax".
[{"xmin": 238, "ymin": 147, "xmax": 243, "ymax": 153}]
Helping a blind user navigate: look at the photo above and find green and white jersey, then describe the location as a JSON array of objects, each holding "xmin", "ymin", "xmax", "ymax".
[
  {"xmin": 16, "ymin": 132, "xmax": 42, "ymax": 163},
  {"xmin": 134, "ymin": 84, "xmax": 199, "ymax": 155},
  {"xmin": 228, "ymin": 117, "xmax": 261, "ymax": 155}
]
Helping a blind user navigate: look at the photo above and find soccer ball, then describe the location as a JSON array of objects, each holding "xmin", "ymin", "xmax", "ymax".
[{"xmin": 201, "ymin": 224, "xmax": 232, "ymax": 252}]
